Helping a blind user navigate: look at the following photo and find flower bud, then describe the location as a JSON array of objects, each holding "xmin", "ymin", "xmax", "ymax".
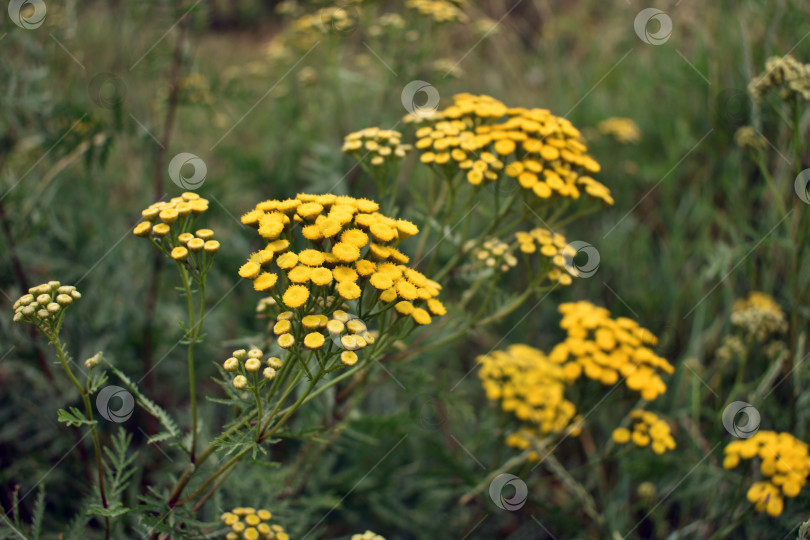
[
  {"xmin": 233, "ymin": 375, "xmax": 248, "ymax": 389},
  {"xmin": 245, "ymin": 358, "xmax": 261, "ymax": 372},
  {"xmin": 223, "ymin": 357, "xmax": 239, "ymax": 372},
  {"xmin": 247, "ymin": 349, "xmax": 263, "ymax": 359},
  {"xmin": 187, "ymin": 238, "xmax": 205, "ymax": 252},
  {"xmin": 232, "ymin": 349, "xmax": 247, "ymax": 361},
  {"xmin": 56, "ymin": 294, "xmax": 73, "ymax": 306},
  {"xmin": 266, "ymin": 357, "xmax": 283, "ymax": 369},
  {"xmin": 85, "ymin": 352, "xmax": 103, "ymax": 370},
  {"xmin": 263, "ymin": 367, "xmax": 277, "ymax": 381}
]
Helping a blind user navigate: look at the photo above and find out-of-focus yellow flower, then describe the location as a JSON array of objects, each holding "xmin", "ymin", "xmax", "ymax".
[
  {"xmin": 406, "ymin": 0, "xmax": 468, "ymax": 23},
  {"xmin": 749, "ymin": 54, "xmax": 810, "ymax": 102},
  {"xmin": 406, "ymin": 94, "xmax": 612, "ymax": 205},
  {"xmin": 597, "ymin": 117, "xmax": 641, "ymax": 144},
  {"xmin": 342, "ymin": 127, "xmax": 413, "ymax": 167},
  {"xmin": 478, "ymin": 344, "xmax": 577, "ymax": 436},
  {"xmin": 612, "ymin": 410, "xmax": 676, "ymax": 454},
  {"xmin": 548, "ymin": 302, "xmax": 673, "ymax": 401},
  {"xmin": 514, "ymin": 228, "xmax": 577, "ymax": 286},
  {"xmin": 730, "ymin": 291, "xmax": 787, "ymax": 342},
  {"xmin": 724, "ymin": 431, "xmax": 810, "ymax": 517}
]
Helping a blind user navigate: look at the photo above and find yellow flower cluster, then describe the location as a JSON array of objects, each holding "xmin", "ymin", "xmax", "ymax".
[
  {"xmin": 478, "ymin": 345, "xmax": 577, "ymax": 436},
  {"xmin": 12, "ymin": 281, "xmax": 81, "ymax": 327},
  {"xmin": 220, "ymin": 507, "xmax": 288, "ymax": 540},
  {"xmin": 367, "ymin": 13, "xmax": 406, "ymax": 37},
  {"xmin": 730, "ymin": 291, "xmax": 787, "ymax": 341},
  {"xmin": 467, "ymin": 238, "xmax": 518, "ymax": 274},
  {"xmin": 177, "ymin": 72, "xmax": 213, "ymax": 105},
  {"xmin": 407, "ymin": 94, "xmax": 612, "ymax": 204},
  {"xmin": 548, "ymin": 302, "xmax": 674, "ymax": 401},
  {"xmin": 406, "ymin": 0, "xmax": 468, "ymax": 23},
  {"xmin": 239, "ymin": 194, "xmax": 445, "ymax": 327},
  {"xmin": 749, "ymin": 54, "xmax": 810, "ymax": 102},
  {"xmin": 723, "ymin": 431, "xmax": 810, "ymax": 517},
  {"xmin": 351, "ymin": 532, "xmax": 386, "ymax": 540},
  {"xmin": 611, "ymin": 411, "xmax": 676, "ymax": 454},
  {"xmin": 292, "ymin": 5, "xmax": 358, "ymax": 36},
  {"xmin": 342, "ymin": 128, "xmax": 413, "ymax": 167},
  {"xmin": 596, "ymin": 117, "xmax": 641, "ymax": 144},
  {"xmin": 133, "ymin": 193, "xmax": 219, "ymax": 262},
  {"xmin": 515, "ymin": 228, "xmax": 576, "ymax": 286},
  {"xmin": 270, "ymin": 309, "xmax": 373, "ymax": 364}
]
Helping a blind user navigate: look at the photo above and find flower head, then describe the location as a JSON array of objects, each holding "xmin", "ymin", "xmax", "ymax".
[
  {"xmin": 12, "ymin": 282, "xmax": 81, "ymax": 333},
  {"xmin": 221, "ymin": 507, "xmax": 288, "ymax": 540},
  {"xmin": 723, "ymin": 431, "xmax": 810, "ymax": 516},
  {"xmin": 405, "ymin": 93, "xmax": 612, "ymax": 205},
  {"xmin": 238, "ymin": 194, "xmax": 445, "ymax": 365}
]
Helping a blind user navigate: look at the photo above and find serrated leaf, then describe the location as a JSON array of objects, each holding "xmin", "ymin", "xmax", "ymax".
[
  {"xmin": 86, "ymin": 503, "xmax": 129, "ymax": 519},
  {"xmin": 31, "ymin": 486, "xmax": 45, "ymax": 540},
  {"xmin": 57, "ymin": 407, "xmax": 97, "ymax": 428},
  {"xmin": 146, "ymin": 432, "xmax": 175, "ymax": 445}
]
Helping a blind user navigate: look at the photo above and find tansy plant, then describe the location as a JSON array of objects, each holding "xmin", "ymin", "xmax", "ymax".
[
  {"xmin": 8, "ymin": 90, "xmax": 626, "ymax": 538},
  {"xmin": 467, "ymin": 302, "xmax": 676, "ymax": 526}
]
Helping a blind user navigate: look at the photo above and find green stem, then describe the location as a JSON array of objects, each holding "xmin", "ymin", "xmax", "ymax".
[
  {"xmin": 53, "ymin": 338, "xmax": 109, "ymax": 539},
  {"xmin": 178, "ymin": 264, "xmax": 199, "ymax": 462}
]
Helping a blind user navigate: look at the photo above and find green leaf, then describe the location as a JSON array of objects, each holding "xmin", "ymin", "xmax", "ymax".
[
  {"xmin": 31, "ymin": 486, "xmax": 45, "ymax": 540},
  {"xmin": 57, "ymin": 407, "xmax": 97, "ymax": 428},
  {"xmin": 86, "ymin": 503, "xmax": 129, "ymax": 519}
]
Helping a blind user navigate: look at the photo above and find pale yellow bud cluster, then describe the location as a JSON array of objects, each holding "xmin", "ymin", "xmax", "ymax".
[
  {"xmin": 12, "ymin": 282, "xmax": 81, "ymax": 329},
  {"xmin": 223, "ymin": 348, "xmax": 283, "ymax": 390}
]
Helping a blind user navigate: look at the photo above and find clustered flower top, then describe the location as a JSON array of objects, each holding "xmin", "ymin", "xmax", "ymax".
[
  {"xmin": 723, "ymin": 431, "xmax": 810, "ymax": 517},
  {"xmin": 466, "ymin": 238, "xmax": 518, "ymax": 274},
  {"xmin": 749, "ymin": 54, "xmax": 810, "ymax": 102},
  {"xmin": 404, "ymin": 93, "xmax": 612, "ymax": 205},
  {"xmin": 12, "ymin": 281, "xmax": 81, "ymax": 332},
  {"xmin": 548, "ymin": 302, "xmax": 674, "ymax": 401},
  {"xmin": 220, "ymin": 507, "xmax": 288, "ymax": 540},
  {"xmin": 133, "ymin": 193, "xmax": 220, "ymax": 263},
  {"xmin": 612, "ymin": 410, "xmax": 676, "ymax": 454},
  {"xmin": 239, "ymin": 194, "xmax": 445, "ymax": 356},
  {"xmin": 341, "ymin": 128, "xmax": 413, "ymax": 167},
  {"xmin": 515, "ymin": 228, "xmax": 577, "ymax": 286},
  {"xmin": 406, "ymin": 0, "xmax": 468, "ymax": 23},
  {"xmin": 730, "ymin": 291, "xmax": 787, "ymax": 342},
  {"xmin": 478, "ymin": 344, "xmax": 577, "ymax": 437},
  {"xmin": 596, "ymin": 117, "xmax": 642, "ymax": 144},
  {"xmin": 478, "ymin": 305, "xmax": 673, "ymax": 459}
]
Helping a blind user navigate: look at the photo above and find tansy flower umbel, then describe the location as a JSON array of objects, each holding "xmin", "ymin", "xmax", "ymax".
[
  {"xmin": 133, "ymin": 193, "xmax": 219, "ymax": 267},
  {"xmin": 547, "ymin": 302, "xmax": 673, "ymax": 401},
  {"xmin": 404, "ymin": 93, "xmax": 613, "ymax": 205},
  {"xmin": 238, "ymin": 194, "xmax": 445, "ymax": 361},
  {"xmin": 220, "ymin": 506, "xmax": 289, "ymax": 540},
  {"xmin": 478, "ymin": 344, "xmax": 577, "ymax": 437},
  {"xmin": 612, "ymin": 410, "xmax": 676, "ymax": 454},
  {"xmin": 724, "ymin": 431, "xmax": 810, "ymax": 517},
  {"xmin": 342, "ymin": 127, "xmax": 413, "ymax": 167}
]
